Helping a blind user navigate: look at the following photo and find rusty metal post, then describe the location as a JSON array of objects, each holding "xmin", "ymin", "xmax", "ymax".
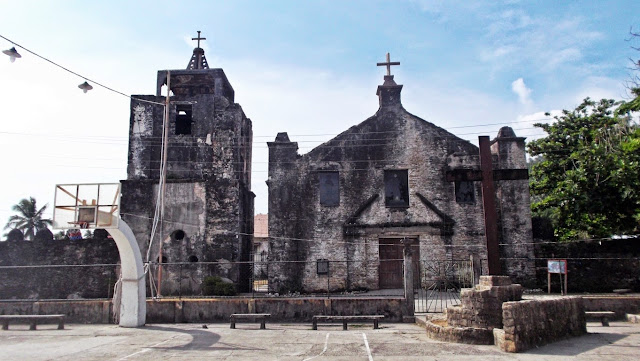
[
  {"xmin": 402, "ymin": 238, "xmax": 416, "ymax": 316},
  {"xmin": 479, "ymin": 136, "xmax": 502, "ymax": 275}
]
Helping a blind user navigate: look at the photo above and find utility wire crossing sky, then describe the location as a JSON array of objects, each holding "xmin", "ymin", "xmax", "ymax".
[{"xmin": 0, "ymin": 0, "xmax": 638, "ymax": 222}]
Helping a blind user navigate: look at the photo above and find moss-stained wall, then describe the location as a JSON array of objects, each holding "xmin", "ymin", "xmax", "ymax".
[
  {"xmin": 267, "ymin": 75, "xmax": 535, "ymax": 293},
  {"xmin": 0, "ymin": 239, "xmax": 119, "ymax": 299}
]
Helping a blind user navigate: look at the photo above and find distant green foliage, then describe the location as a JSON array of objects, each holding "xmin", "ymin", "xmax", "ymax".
[
  {"xmin": 528, "ymin": 98, "xmax": 640, "ymax": 241},
  {"xmin": 618, "ymin": 87, "xmax": 640, "ymax": 114},
  {"xmin": 202, "ymin": 276, "xmax": 236, "ymax": 296},
  {"xmin": 4, "ymin": 197, "xmax": 53, "ymax": 240}
]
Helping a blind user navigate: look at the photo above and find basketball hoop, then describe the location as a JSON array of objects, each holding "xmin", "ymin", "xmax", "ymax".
[{"xmin": 53, "ymin": 183, "xmax": 121, "ymax": 230}]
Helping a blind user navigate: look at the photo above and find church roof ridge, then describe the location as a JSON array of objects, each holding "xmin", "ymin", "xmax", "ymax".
[{"xmin": 301, "ymin": 109, "xmax": 477, "ymax": 159}]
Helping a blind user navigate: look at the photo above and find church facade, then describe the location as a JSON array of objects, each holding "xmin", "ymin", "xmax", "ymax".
[
  {"xmin": 267, "ymin": 58, "xmax": 535, "ymax": 293},
  {"xmin": 121, "ymin": 36, "xmax": 254, "ymax": 295}
]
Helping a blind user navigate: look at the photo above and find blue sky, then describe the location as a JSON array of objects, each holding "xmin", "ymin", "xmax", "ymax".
[{"xmin": 1, "ymin": 0, "xmax": 639, "ymax": 225}]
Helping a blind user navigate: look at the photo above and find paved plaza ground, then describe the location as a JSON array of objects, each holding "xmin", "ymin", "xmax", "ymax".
[{"xmin": 1, "ymin": 321, "xmax": 639, "ymax": 360}]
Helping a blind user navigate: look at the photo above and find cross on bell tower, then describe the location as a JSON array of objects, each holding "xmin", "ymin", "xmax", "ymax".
[
  {"xmin": 377, "ymin": 52, "xmax": 400, "ymax": 76},
  {"xmin": 192, "ymin": 31, "xmax": 206, "ymax": 49},
  {"xmin": 186, "ymin": 30, "xmax": 210, "ymax": 70}
]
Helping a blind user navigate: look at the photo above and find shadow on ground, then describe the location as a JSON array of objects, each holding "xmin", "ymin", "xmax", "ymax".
[
  {"xmin": 524, "ymin": 327, "xmax": 630, "ymax": 356},
  {"xmin": 144, "ymin": 325, "xmax": 264, "ymax": 352}
]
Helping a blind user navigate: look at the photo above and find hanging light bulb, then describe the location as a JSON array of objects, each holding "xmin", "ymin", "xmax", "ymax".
[
  {"xmin": 2, "ymin": 47, "xmax": 21, "ymax": 62},
  {"xmin": 78, "ymin": 81, "xmax": 93, "ymax": 93}
]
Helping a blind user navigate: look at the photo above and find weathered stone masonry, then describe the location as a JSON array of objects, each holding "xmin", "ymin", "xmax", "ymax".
[
  {"xmin": 121, "ymin": 45, "xmax": 254, "ymax": 294},
  {"xmin": 267, "ymin": 71, "xmax": 535, "ymax": 293}
]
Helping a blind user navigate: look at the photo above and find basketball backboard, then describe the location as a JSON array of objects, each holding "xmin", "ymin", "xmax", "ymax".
[{"xmin": 53, "ymin": 183, "xmax": 121, "ymax": 229}]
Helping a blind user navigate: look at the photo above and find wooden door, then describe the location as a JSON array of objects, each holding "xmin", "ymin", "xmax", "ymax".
[{"xmin": 379, "ymin": 238, "xmax": 403, "ymax": 289}]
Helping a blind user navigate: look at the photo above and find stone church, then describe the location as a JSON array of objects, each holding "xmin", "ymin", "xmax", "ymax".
[
  {"xmin": 267, "ymin": 56, "xmax": 535, "ymax": 293},
  {"xmin": 121, "ymin": 34, "xmax": 254, "ymax": 294}
]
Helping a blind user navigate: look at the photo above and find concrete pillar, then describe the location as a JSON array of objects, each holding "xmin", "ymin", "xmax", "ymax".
[{"xmin": 402, "ymin": 238, "xmax": 416, "ymax": 316}]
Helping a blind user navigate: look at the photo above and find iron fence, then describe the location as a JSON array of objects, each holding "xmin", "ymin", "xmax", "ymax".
[
  {"xmin": 3, "ymin": 256, "xmax": 638, "ymax": 303},
  {"xmin": 414, "ymin": 259, "xmax": 476, "ymax": 313}
]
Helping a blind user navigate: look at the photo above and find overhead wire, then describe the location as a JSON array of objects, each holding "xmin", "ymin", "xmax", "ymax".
[
  {"xmin": 0, "ymin": 34, "xmax": 164, "ymax": 107},
  {"xmin": 119, "ymin": 212, "xmax": 640, "ymax": 250}
]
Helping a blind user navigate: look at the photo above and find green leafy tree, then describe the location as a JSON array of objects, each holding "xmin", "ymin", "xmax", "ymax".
[
  {"xmin": 4, "ymin": 197, "xmax": 53, "ymax": 240},
  {"xmin": 618, "ymin": 27, "xmax": 640, "ymax": 113},
  {"xmin": 528, "ymin": 98, "xmax": 640, "ymax": 241}
]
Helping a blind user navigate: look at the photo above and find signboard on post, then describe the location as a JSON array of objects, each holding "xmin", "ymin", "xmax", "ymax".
[
  {"xmin": 547, "ymin": 259, "xmax": 567, "ymax": 274},
  {"xmin": 547, "ymin": 259, "xmax": 568, "ymax": 295}
]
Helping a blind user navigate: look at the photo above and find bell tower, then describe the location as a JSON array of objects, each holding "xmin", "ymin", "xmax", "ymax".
[{"xmin": 121, "ymin": 31, "xmax": 254, "ymax": 295}]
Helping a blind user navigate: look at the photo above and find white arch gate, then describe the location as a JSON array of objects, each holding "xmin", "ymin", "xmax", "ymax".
[
  {"xmin": 107, "ymin": 220, "xmax": 146, "ymax": 327},
  {"xmin": 53, "ymin": 183, "xmax": 145, "ymax": 327}
]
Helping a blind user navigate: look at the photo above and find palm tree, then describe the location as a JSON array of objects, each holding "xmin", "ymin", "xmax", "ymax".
[{"xmin": 4, "ymin": 197, "xmax": 53, "ymax": 240}]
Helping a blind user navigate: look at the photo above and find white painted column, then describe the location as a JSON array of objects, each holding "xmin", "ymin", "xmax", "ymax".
[{"xmin": 107, "ymin": 219, "xmax": 146, "ymax": 327}]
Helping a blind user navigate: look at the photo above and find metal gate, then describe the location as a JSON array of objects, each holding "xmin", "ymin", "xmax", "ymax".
[
  {"xmin": 414, "ymin": 259, "xmax": 475, "ymax": 313},
  {"xmin": 250, "ymin": 250, "xmax": 269, "ymax": 294}
]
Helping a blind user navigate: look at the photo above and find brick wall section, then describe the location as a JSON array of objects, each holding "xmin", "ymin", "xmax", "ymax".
[{"xmin": 494, "ymin": 297, "xmax": 587, "ymax": 353}]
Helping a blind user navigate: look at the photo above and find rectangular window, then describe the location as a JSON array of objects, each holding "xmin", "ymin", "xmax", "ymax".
[
  {"xmin": 175, "ymin": 104, "xmax": 193, "ymax": 135},
  {"xmin": 384, "ymin": 170, "xmax": 409, "ymax": 207},
  {"xmin": 319, "ymin": 172, "xmax": 340, "ymax": 206},
  {"xmin": 455, "ymin": 181, "xmax": 475, "ymax": 204},
  {"xmin": 317, "ymin": 259, "xmax": 329, "ymax": 275}
]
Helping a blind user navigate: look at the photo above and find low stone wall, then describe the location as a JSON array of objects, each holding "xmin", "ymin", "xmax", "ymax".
[
  {"xmin": 448, "ymin": 276, "xmax": 523, "ymax": 329},
  {"xmin": 149, "ymin": 297, "xmax": 406, "ymax": 323},
  {"xmin": 583, "ymin": 296, "xmax": 640, "ymax": 319},
  {"xmin": 425, "ymin": 276, "xmax": 524, "ymax": 345},
  {"xmin": 0, "ymin": 297, "xmax": 407, "ymax": 324},
  {"xmin": 0, "ymin": 300, "xmax": 112, "ymax": 323},
  {"xmin": 425, "ymin": 318, "xmax": 494, "ymax": 345},
  {"xmin": 494, "ymin": 297, "xmax": 587, "ymax": 353}
]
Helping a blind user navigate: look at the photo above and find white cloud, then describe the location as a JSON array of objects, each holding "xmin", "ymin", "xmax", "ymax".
[
  {"xmin": 544, "ymin": 47, "xmax": 582, "ymax": 70},
  {"xmin": 511, "ymin": 78, "xmax": 532, "ymax": 105},
  {"xmin": 479, "ymin": 45, "xmax": 516, "ymax": 62},
  {"xmin": 572, "ymin": 76, "xmax": 626, "ymax": 103},
  {"xmin": 512, "ymin": 110, "xmax": 561, "ymax": 143},
  {"xmin": 480, "ymin": 11, "xmax": 605, "ymax": 74}
]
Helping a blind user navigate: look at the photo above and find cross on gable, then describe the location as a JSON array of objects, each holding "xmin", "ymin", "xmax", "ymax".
[
  {"xmin": 192, "ymin": 30, "xmax": 206, "ymax": 48},
  {"xmin": 377, "ymin": 52, "xmax": 400, "ymax": 76},
  {"xmin": 445, "ymin": 136, "xmax": 529, "ymax": 276}
]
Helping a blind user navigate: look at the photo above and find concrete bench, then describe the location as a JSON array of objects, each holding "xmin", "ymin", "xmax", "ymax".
[
  {"xmin": 230, "ymin": 313, "xmax": 271, "ymax": 329},
  {"xmin": 585, "ymin": 311, "xmax": 616, "ymax": 326},
  {"xmin": 0, "ymin": 314, "xmax": 65, "ymax": 330},
  {"xmin": 312, "ymin": 315, "xmax": 384, "ymax": 330}
]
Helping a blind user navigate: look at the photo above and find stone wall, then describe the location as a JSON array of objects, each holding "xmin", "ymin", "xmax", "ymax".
[
  {"xmin": 534, "ymin": 238, "xmax": 640, "ymax": 292},
  {"xmin": 0, "ymin": 239, "xmax": 119, "ymax": 300},
  {"xmin": 494, "ymin": 297, "xmax": 587, "ymax": 353},
  {"xmin": 0, "ymin": 300, "xmax": 113, "ymax": 323},
  {"xmin": 447, "ymin": 276, "xmax": 523, "ymax": 329},
  {"xmin": 0, "ymin": 297, "xmax": 407, "ymax": 324},
  {"xmin": 268, "ymin": 74, "xmax": 535, "ymax": 293},
  {"xmin": 582, "ymin": 296, "xmax": 640, "ymax": 319},
  {"xmin": 0, "ymin": 237, "xmax": 247, "ymax": 299},
  {"xmin": 121, "ymin": 66, "xmax": 254, "ymax": 294}
]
